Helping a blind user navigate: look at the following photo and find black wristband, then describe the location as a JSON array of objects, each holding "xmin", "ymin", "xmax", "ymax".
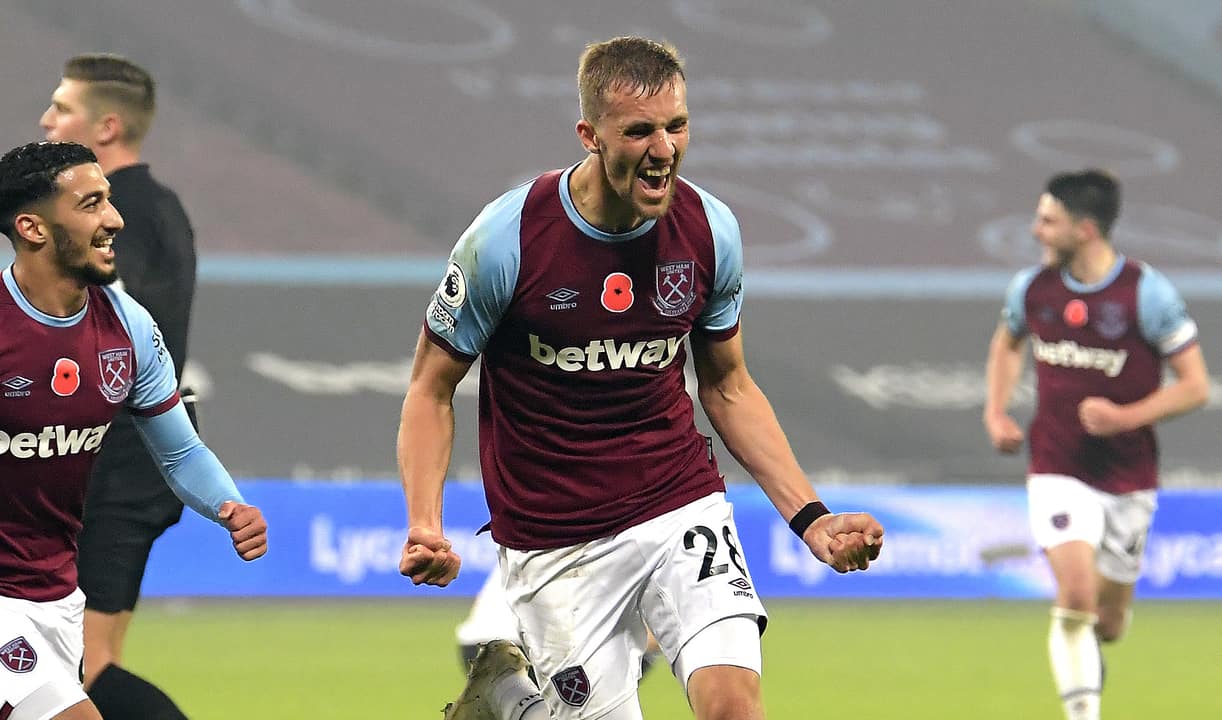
[{"xmin": 788, "ymin": 501, "xmax": 831, "ymax": 538}]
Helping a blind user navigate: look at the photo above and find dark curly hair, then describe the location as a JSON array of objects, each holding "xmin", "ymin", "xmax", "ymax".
[
  {"xmin": 0, "ymin": 141, "xmax": 97, "ymax": 240},
  {"xmin": 1046, "ymin": 169, "xmax": 1121, "ymax": 238}
]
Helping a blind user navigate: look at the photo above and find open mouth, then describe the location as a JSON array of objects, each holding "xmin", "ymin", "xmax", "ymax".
[{"xmin": 637, "ymin": 166, "xmax": 671, "ymax": 196}]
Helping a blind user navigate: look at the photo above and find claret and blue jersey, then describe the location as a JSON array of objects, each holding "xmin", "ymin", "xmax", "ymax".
[
  {"xmin": 424, "ymin": 166, "xmax": 745, "ymax": 551},
  {"xmin": 1002, "ymin": 255, "xmax": 1199, "ymax": 494},
  {"xmin": 0, "ymin": 266, "xmax": 240, "ymax": 602}
]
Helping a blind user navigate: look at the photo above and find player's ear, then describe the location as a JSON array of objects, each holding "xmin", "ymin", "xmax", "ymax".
[
  {"xmin": 1081, "ymin": 216, "xmax": 1103, "ymax": 241},
  {"xmin": 13, "ymin": 211, "xmax": 50, "ymax": 247},
  {"xmin": 95, "ymin": 112, "xmax": 123, "ymax": 146},
  {"xmin": 576, "ymin": 119, "xmax": 600, "ymax": 154}
]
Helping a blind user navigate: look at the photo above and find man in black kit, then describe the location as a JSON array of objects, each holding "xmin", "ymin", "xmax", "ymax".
[{"xmin": 41, "ymin": 53, "xmax": 197, "ymax": 720}]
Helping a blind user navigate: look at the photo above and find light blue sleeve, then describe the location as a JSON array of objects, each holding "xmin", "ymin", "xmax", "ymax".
[
  {"xmin": 102, "ymin": 285, "xmax": 178, "ymax": 410},
  {"xmin": 688, "ymin": 183, "xmax": 744, "ymax": 332},
  {"xmin": 425, "ymin": 183, "xmax": 527, "ymax": 357},
  {"xmin": 104, "ymin": 286, "xmax": 243, "ymax": 524},
  {"xmin": 1001, "ymin": 266, "xmax": 1041, "ymax": 337},
  {"xmin": 1137, "ymin": 263, "xmax": 1199, "ymax": 355},
  {"xmin": 131, "ymin": 402, "xmax": 244, "ymax": 524}
]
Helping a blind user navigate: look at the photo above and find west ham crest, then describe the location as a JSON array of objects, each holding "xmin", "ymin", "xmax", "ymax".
[
  {"xmin": 1093, "ymin": 301, "xmax": 1128, "ymax": 340},
  {"xmin": 653, "ymin": 260, "xmax": 696, "ymax": 317},
  {"xmin": 1, "ymin": 636, "xmax": 37, "ymax": 673},
  {"xmin": 98, "ymin": 348, "xmax": 133, "ymax": 404},
  {"xmin": 551, "ymin": 666, "xmax": 591, "ymax": 707}
]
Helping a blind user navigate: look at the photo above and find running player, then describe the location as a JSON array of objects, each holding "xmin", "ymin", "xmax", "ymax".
[{"xmin": 984, "ymin": 169, "xmax": 1209, "ymax": 720}]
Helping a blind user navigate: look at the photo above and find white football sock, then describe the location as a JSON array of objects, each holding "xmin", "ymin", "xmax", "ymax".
[
  {"xmin": 1048, "ymin": 607, "xmax": 1102, "ymax": 720},
  {"xmin": 491, "ymin": 672, "xmax": 550, "ymax": 720}
]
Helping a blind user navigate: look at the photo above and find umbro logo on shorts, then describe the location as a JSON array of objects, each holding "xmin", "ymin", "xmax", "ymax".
[
  {"xmin": 1051, "ymin": 513, "xmax": 1071, "ymax": 530},
  {"xmin": 729, "ymin": 576, "xmax": 755, "ymax": 598}
]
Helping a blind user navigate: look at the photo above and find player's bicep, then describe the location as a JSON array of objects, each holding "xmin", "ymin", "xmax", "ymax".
[
  {"xmin": 691, "ymin": 330, "xmax": 749, "ymax": 397},
  {"xmin": 129, "ymin": 321, "xmax": 178, "ymax": 407},
  {"xmin": 1000, "ymin": 265, "xmax": 1040, "ymax": 338},
  {"xmin": 992, "ymin": 320, "xmax": 1025, "ymax": 354},
  {"xmin": 1166, "ymin": 343, "xmax": 1208, "ymax": 384},
  {"xmin": 1137, "ymin": 265, "xmax": 1198, "ymax": 355},
  {"xmin": 426, "ymin": 187, "xmax": 525, "ymax": 355},
  {"xmin": 408, "ymin": 330, "xmax": 474, "ymax": 403},
  {"xmin": 694, "ymin": 187, "xmax": 744, "ymax": 333}
]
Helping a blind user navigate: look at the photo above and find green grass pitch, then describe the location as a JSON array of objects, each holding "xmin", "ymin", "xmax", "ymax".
[{"xmin": 125, "ymin": 598, "xmax": 1219, "ymax": 718}]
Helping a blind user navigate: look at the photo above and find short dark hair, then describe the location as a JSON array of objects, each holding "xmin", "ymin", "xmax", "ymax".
[
  {"xmin": 0, "ymin": 141, "xmax": 98, "ymax": 240},
  {"xmin": 63, "ymin": 53, "xmax": 156, "ymax": 144},
  {"xmin": 1046, "ymin": 169, "xmax": 1121, "ymax": 237},
  {"xmin": 578, "ymin": 36, "xmax": 685, "ymax": 122}
]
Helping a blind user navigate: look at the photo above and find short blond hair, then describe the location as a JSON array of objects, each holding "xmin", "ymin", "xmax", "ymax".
[
  {"xmin": 63, "ymin": 54, "xmax": 156, "ymax": 144},
  {"xmin": 577, "ymin": 36, "xmax": 685, "ymax": 123}
]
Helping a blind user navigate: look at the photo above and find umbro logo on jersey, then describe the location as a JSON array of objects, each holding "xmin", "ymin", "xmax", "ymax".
[
  {"xmin": 546, "ymin": 288, "xmax": 579, "ymax": 311},
  {"xmin": 2, "ymin": 376, "xmax": 32, "ymax": 391},
  {"xmin": 2, "ymin": 376, "xmax": 33, "ymax": 398}
]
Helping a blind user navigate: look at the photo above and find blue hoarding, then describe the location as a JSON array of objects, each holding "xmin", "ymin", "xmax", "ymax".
[{"xmin": 142, "ymin": 481, "xmax": 1222, "ymax": 599}]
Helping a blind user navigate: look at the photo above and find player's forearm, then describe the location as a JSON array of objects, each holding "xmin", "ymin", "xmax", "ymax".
[
  {"xmin": 159, "ymin": 445, "xmax": 244, "ymax": 523},
  {"xmin": 984, "ymin": 328, "xmax": 1024, "ymax": 419},
  {"xmin": 398, "ymin": 391, "xmax": 456, "ymax": 529},
  {"xmin": 132, "ymin": 403, "xmax": 243, "ymax": 523},
  {"xmin": 701, "ymin": 379, "xmax": 816, "ymax": 520},
  {"xmin": 1123, "ymin": 372, "xmax": 1209, "ymax": 428}
]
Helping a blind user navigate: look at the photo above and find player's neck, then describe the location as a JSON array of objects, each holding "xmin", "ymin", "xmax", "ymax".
[
  {"xmin": 569, "ymin": 157, "xmax": 644, "ymax": 234},
  {"xmin": 1066, "ymin": 242, "xmax": 1117, "ymax": 286},
  {"xmin": 11, "ymin": 260, "xmax": 88, "ymax": 318},
  {"xmin": 95, "ymin": 145, "xmax": 141, "ymax": 177}
]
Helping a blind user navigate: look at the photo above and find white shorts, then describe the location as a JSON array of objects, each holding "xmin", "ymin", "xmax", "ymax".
[
  {"xmin": 502, "ymin": 492, "xmax": 767, "ymax": 719},
  {"xmin": 455, "ymin": 564, "xmax": 522, "ymax": 647},
  {"xmin": 1027, "ymin": 474, "xmax": 1157, "ymax": 584},
  {"xmin": 0, "ymin": 588, "xmax": 88, "ymax": 719}
]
